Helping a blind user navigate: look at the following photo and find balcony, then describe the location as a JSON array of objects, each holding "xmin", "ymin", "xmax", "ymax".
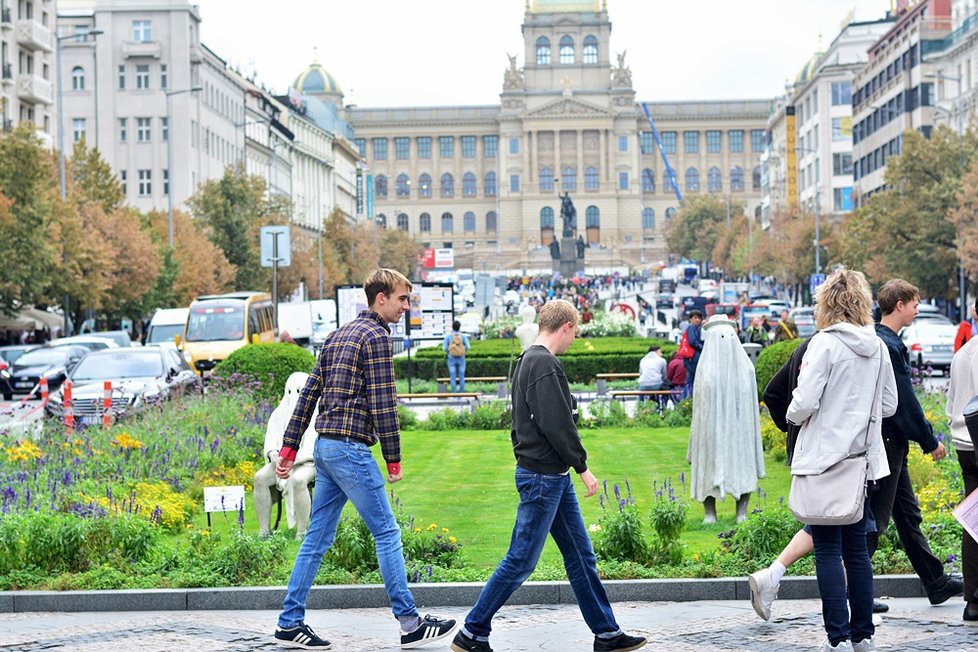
[
  {"xmin": 121, "ymin": 40, "xmax": 161, "ymax": 59},
  {"xmin": 17, "ymin": 73, "xmax": 52, "ymax": 105},
  {"xmin": 15, "ymin": 18, "xmax": 52, "ymax": 52}
]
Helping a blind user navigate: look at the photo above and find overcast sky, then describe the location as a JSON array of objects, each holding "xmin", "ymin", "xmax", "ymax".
[{"xmin": 193, "ymin": 0, "xmax": 891, "ymax": 107}]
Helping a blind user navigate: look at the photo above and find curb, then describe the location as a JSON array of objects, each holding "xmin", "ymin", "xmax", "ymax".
[{"xmin": 1, "ymin": 575, "xmax": 927, "ymax": 613}]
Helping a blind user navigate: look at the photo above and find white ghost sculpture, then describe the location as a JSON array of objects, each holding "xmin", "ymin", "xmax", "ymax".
[
  {"xmin": 515, "ymin": 304, "xmax": 539, "ymax": 352},
  {"xmin": 687, "ymin": 315, "xmax": 765, "ymax": 523},
  {"xmin": 253, "ymin": 372, "xmax": 319, "ymax": 539}
]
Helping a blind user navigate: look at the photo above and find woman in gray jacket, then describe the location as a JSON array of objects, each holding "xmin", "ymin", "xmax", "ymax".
[{"xmin": 786, "ymin": 269, "xmax": 897, "ymax": 652}]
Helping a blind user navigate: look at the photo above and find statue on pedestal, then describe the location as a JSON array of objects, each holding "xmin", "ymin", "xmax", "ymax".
[
  {"xmin": 253, "ymin": 372, "xmax": 318, "ymax": 539},
  {"xmin": 576, "ymin": 236, "xmax": 586, "ymax": 259},
  {"xmin": 560, "ymin": 192, "xmax": 577, "ymax": 238},
  {"xmin": 549, "ymin": 237, "xmax": 561, "ymax": 260}
]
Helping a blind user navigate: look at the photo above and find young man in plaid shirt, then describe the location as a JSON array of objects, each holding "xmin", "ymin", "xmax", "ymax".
[{"xmin": 273, "ymin": 269, "xmax": 457, "ymax": 650}]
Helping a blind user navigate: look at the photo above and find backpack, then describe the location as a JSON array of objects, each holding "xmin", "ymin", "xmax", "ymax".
[
  {"xmin": 677, "ymin": 329, "xmax": 694, "ymax": 359},
  {"xmin": 448, "ymin": 333, "xmax": 466, "ymax": 357}
]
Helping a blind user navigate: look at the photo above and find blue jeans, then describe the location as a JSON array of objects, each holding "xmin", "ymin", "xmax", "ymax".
[
  {"xmin": 464, "ymin": 467, "xmax": 620, "ymax": 639},
  {"xmin": 810, "ymin": 497, "xmax": 874, "ymax": 646},
  {"xmin": 447, "ymin": 355, "xmax": 466, "ymax": 392},
  {"xmin": 278, "ymin": 437, "xmax": 416, "ymax": 628}
]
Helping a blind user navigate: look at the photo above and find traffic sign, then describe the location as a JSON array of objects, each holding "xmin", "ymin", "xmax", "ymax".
[{"xmin": 810, "ymin": 273, "xmax": 826, "ymax": 294}]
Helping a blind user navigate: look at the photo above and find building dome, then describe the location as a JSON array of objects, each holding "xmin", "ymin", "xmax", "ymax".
[
  {"xmin": 293, "ymin": 62, "xmax": 342, "ymax": 96},
  {"xmin": 795, "ymin": 52, "xmax": 824, "ymax": 85}
]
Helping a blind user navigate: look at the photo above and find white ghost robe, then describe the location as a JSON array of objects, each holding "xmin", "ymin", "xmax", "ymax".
[
  {"xmin": 687, "ymin": 316, "xmax": 765, "ymax": 501},
  {"xmin": 262, "ymin": 372, "xmax": 319, "ymax": 529}
]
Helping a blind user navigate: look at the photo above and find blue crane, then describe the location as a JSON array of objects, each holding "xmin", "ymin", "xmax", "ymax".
[{"xmin": 640, "ymin": 102, "xmax": 682, "ymax": 204}]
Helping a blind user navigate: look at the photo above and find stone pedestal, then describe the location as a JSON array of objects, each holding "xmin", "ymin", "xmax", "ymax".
[{"xmin": 553, "ymin": 236, "xmax": 580, "ymax": 277}]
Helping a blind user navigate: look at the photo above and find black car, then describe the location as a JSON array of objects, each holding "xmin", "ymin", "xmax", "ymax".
[
  {"xmin": 45, "ymin": 347, "xmax": 201, "ymax": 423},
  {"xmin": 7, "ymin": 345, "xmax": 88, "ymax": 396}
]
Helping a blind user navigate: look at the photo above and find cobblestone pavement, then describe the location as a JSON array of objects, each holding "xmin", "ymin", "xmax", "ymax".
[{"xmin": 0, "ymin": 598, "xmax": 974, "ymax": 651}]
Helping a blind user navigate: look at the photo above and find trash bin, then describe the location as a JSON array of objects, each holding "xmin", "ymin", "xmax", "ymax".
[{"xmin": 742, "ymin": 343, "xmax": 763, "ymax": 365}]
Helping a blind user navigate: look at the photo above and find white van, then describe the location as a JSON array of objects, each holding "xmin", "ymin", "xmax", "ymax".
[{"xmin": 146, "ymin": 308, "xmax": 189, "ymax": 347}]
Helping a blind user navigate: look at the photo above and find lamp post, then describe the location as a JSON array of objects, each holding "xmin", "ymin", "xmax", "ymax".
[
  {"xmin": 165, "ymin": 86, "xmax": 202, "ymax": 248},
  {"xmin": 927, "ymin": 71, "xmax": 968, "ymax": 318},
  {"xmin": 57, "ymin": 27, "xmax": 103, "ymax": 336}
]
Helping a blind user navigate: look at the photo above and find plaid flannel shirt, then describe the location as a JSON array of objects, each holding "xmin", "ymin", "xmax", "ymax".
[{"xmin": 280, "ymin": 310, "xmax": 401, "ymax": 463}]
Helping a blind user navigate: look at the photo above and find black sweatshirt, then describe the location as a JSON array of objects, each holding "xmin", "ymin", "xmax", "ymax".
[
  {"xmin": 875, "ymin": 323, "xmax": 939, "ymax": 453},
  {"xmin": 510, "ymin": 345, "xmax": 588, "ymax": 474}
]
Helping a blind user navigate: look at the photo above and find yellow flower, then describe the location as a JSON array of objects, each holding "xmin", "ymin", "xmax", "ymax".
[
  {"xmin": 201, "ymin": 529, "xmax": 211, "ymax": 537},
  {"xmin": 5, "ymin": 439, "xmax": 43, "ymax": 463},
  {"xmin": 448, "ymin": 536, "xmax": 458, "ymax": 544},
  {"xmin": 427, "ymin": 523, "xmax": 437, "ymax": 531},
  {"xmin": 112, "ymin": 432, "xmax": 144, "ymax": 450},
  {"xmin": 413, "ymin": 527, "xmax": 423, "ymax": 533},
  {"xmin": 441, "ymin": 527, "xmax": 449, "ymax": 534}
]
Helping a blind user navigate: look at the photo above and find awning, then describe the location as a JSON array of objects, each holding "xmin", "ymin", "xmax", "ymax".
[{"xmin": 0, "ymin": 307, "xmax": 63, "ymax": 331}]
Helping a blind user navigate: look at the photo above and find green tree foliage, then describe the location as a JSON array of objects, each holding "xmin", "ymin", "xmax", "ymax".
[
  {"xmin": 667, "ymin": 195, "xmax": 742, "ymax": 263},
  {"xmin": 838, "ymin": 126, "xmax": 978, "ymax": 298},
  {"xmin": 68, "ymin": 139, "xmax": 124, "ymax": 214},
  {"xmin": 0, "ymin": 125, "xmax": 59, "ymax": 313}
]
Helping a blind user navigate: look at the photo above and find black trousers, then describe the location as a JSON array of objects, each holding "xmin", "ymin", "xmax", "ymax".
[
  {"xmin": 866, "ymin": 437, "xmax": 946, "ymax": 592},
  {"xmin": 958, "ymin": 449, "xmax": 978, "ymax": 604}
]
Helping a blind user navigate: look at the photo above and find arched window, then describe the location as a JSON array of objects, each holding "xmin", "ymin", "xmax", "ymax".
[
  {"xmin": 730, "ymin": 166, "xmax": 744, "ymax": 191},
  {"xmin": 585, "ymin": 205, "xmax": 600, "ymax": 244},
  {"xmin": 440, "ymin": 172, "xmax": 454, "ymax": 197},
  {"xmin": 396, "ymin": 173, "xmax": 410, "ymax": 197},
  {"xmin": 376, "ymin": 213, "xmax": 387, "ymax": 229},
  {"xmin": 665, "ymin": 207, "xmax": 677, "ymax": 220},
  {"xmin": 536, "ymin": 36, "xmax": 551, "ymax": 65},
  {"xmin": 641, "ymin": 168, "xmax": 656, "ymax": 193},
  {"xmin": 397, "ymin": 213, "xmax": 409, "ymax": 231},
  {"xmin": 375, "ymin": 174, "xmax": 388, "ymax": 198},
  {"xmin": 540, "ymin": 206, "xmax": 554, "ymax": 229},
  {"xmin": 585, "ymin": 166, "xmax": 599, "ymax": 191},
  {"xmin": 583, "ymin": 35, "xmax": 598, "ymax": 64},
  {"xmin": 462, "ymin": 172, "xmax": 477, "ymax": 196},
  {"xmin": 463, "ymin": 211, "xmax": 476, "ymax": 233},
  {"xmin": 71, "ymin": 66, "xmax": 85, "ymax": 91},
  {"xmin": 642, "ymin": 208, "xmax": 655, "ymax": 230},
  {"xmin": 585, "ymin": 206, "xmax": 600, "ymax": 228},
  {"xmin": 685, "ymin": 167, "xmax": 699, "ymax": 192},
  {"xmin": 752, "ymin": 166, "xmax": 762, "ymax": 190},
  {"xmin": 441, "ymin": 212, "xmax": 454, "ymax": 233},
  {"xmin": 559, "ymin": 35, "xmax": 574, "ymax": 64},
  {"xmin": 486, "ymin": 210, "xmax": 497, "ymax": 233},
  {"xmin": 419, "ymin": 212, "xmax": 431, "ymax": 232},
  {"xmin": 708, "ymin": 167, "xmax": 722, "ymax": 192},
  {"xmin": 562, "ymin": 166, "xmax": 576, "ymax": 191},
  {"xmin": 540, "ymin": 167, "xmax": 554, "ymax": 192},
  {"xmin": 484, "ymin": 171, "xmax": 497, "ymax": 197},
  {"xmin": 418, "ymin": 173, "xmax": 432, "ymax": 198}
]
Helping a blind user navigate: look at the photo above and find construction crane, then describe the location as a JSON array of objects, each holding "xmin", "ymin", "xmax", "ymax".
[{"xmin": 640, "ymin": 102, "xmax": 682, "ymax": 204}]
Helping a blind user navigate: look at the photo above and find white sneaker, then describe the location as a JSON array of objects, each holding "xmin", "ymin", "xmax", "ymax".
[
  {"xmin": 818, "ymin": 640, "xmax": 853, "ymax": 651},
  {"xmin": 852, "ymin": 637, "xmax": 876, "ymax": 652},
  {"xmin": 748, "ymin": 567, "xmax": 779, "ymax": 621}
]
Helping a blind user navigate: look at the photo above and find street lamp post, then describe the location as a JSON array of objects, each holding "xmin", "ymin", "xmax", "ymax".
[
  {"xmin": 56, "ymin": 27, "xmax": 103, "ymax": 336},
  {"xmin": 165, "ymin": 86, "xmax": 202, "ymax": 248}
]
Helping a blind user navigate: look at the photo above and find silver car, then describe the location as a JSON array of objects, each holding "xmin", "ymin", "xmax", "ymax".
[
  {"xmin": 45, "ymin": 346, "xmax": 200, "ymax": 424},
  {"xmin": 900, "ymin": 321, "xmax": 957, "ymax": 370}
]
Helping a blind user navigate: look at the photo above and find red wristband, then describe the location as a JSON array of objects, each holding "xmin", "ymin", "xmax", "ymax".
[{"xmin": 387, "ymin": 462, "xmax": 401, "ymax": 476}]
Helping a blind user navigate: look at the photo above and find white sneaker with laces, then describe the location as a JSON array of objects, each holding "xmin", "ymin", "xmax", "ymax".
[
  {"xmin": 817, "ymin": 640, "xmax": 853, "ymax": 651},
  {"xmin": 748, "ymin": 567, "xmax": 779, "ymax": 621},
  {"xmin": 852, "ymin": 637, "xmax": 876, "ymax": 652}
]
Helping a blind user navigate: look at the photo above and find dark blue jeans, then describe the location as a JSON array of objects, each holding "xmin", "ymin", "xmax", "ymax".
[
  {"xmin": 464, "ymin": 467, "xmax": 620, "ymax": 639},
  {"xmin": 810, "ymin": 497, "xmax": 874, "ymax": 646}
]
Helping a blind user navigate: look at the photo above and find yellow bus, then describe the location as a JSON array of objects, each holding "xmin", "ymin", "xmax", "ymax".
[{"xmin": 178, "ymin": 292, "xmax": 274, "ymax": 376}]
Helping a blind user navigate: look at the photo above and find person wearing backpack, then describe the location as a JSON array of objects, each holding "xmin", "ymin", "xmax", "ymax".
[{"xmin": 443, "ymin": 320, "xmax": 471, "ymax": 392}]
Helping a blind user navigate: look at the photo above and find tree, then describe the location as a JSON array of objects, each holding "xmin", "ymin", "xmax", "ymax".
[
  {"xmin": 666, "ymin": 195, "xmax": 742, "ymax": 263},
  {"xmin": 68, "ymin": 139, "xmax": 124, "ymax": 214},
  {"xmin": 379, "ymin": 227, "xmax": 423, "ymax": 279},
  {"xmin": 276, "ymin": 229, "xmax": 346, "ymax": 300},
  {"xmin": 951, "ymin": 158, "xmax": 978, "ymax": 288},
  {"xmin": 188, "ymin": 165, "xmax": 290, "ymax": 290},
  {"xmin": 146, "ymin": 210, "xmax": 235, "ymax": 306}
]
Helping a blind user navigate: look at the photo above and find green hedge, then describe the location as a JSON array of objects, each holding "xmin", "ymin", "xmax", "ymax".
[
  {"xmin": 754, "ymin": 339, "xmax": 804, "ymax": 401},
  {"xmin": 398, "ymin": 337, "xmax": 675, "ymax": 384},
  {"xmin": 213, "ymin": 343, "xmax": 316, "ymax": 403}
]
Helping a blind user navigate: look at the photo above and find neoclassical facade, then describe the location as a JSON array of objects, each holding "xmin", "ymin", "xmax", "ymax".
[{"xmin": 317, "ymin": 1, "xmax": 769, "ymax": 269}]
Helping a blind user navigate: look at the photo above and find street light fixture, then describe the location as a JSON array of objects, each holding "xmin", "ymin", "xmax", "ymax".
[
  {"xmin": 56, "ymin": 26, "xmax": 103, "ymax": 336},
  {"xmin": 165, "ymin": 86, "xmax": 202, "ymax": 248}
]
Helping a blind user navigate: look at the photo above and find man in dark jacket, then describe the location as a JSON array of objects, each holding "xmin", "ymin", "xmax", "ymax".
[
  {"xmin": 451, "ymin": 300, "xmax": 646, "ymax": 652},
  {"xmin": 683, "ymin": 310, "xmax": 704, "ymax": 396},
  {"xmin": 873, "ymin": 279, "xmax": 962, "ymax": 604}
]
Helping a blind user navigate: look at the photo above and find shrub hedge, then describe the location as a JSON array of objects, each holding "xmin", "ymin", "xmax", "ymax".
[
  {"xmin": 753, "ymin": 339, "xmax": 804, "ymax": 401},
  {"xmin": 213, "ymin": 343, "xmax": 316, "ymax": 402}
]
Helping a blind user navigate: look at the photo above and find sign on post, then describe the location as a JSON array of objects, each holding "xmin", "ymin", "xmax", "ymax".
[
  {"xmin": 810, "ymin": 273, "xmax": 826, "ymax": 295},
  {"xmin": 203, "ymin": 485, "xmax": 246, "ymax": 528},
  {"xmin": 260, "ymin": 226, "xmax": 291, "ymax": 268}
]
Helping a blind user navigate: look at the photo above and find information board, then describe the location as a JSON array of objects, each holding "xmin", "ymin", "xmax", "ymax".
[{"xmin": 336, "ymin": 283, "xmax": 454, "ymax": 342}]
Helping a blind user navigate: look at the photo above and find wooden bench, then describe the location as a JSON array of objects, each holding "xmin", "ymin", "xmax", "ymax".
[
  {"xmin": 437, "ymin": 376, "xmax": 508, "ymax": 397},
  {"xmin": 595, "ymin": 372, "xmax": 640, "ymax": 396},
  {"xmin": 398, "ymin": 392, "xmax": 482, "ymax": 400},
  {"xmin": 608, "ymin": 389, "xmax": 679, "ymax": 411}
]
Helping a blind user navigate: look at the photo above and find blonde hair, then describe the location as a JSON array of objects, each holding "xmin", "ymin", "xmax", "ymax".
[
  {"xmin": 814, "ymin": 268, "xmax": 873, "ymax": 330},
  {"xmin": 364, "ymin": 268, "xmax": 412, "ymax": 305},
  {"xmin": 537, "ymin": 299, "xmax": 579, "ymax": 333},
  {"xmin": 877, "ymin": 279, "xmax": 919, "ymax": 315}
]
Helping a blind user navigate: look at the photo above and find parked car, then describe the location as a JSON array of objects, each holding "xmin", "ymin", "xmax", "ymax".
[
  {"xmin": 655, "ymin": 293, "xmax": 675, "ymax": 310},
  {"xmin": 900, "ymin": 321, "xmax": 957, "ymax": 370},
  {"xmin": 50, "ymin": 335, "xmax": 119, "ymax": 351},
  {"xmin": 45, "ymin": 346, "xmax": 201, "ymax": 423},
  {"xmin": 91, "ymin": 330, "xmax": 135, "ymax": 348},
  {"xmin": 912, "ymin": 312, "xmax": 952, "ymax": 325},
  {"xmin": 7, "ymin": 345, "xmax": 88, "ymax": 396},
  {"xmin": 0, "ymin": 344, "xmax": 38, "ymax": 366},
  {"xmin": 0, "ymin": 353, "xmax": 13, "ymax": 400},
  {"xmin": 790, "ymin": 307, "xmax": 817, "ymax": 338},
  {"xmin": 145, "ymin": 308, "xmax": 189, "ymax": 347}
]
